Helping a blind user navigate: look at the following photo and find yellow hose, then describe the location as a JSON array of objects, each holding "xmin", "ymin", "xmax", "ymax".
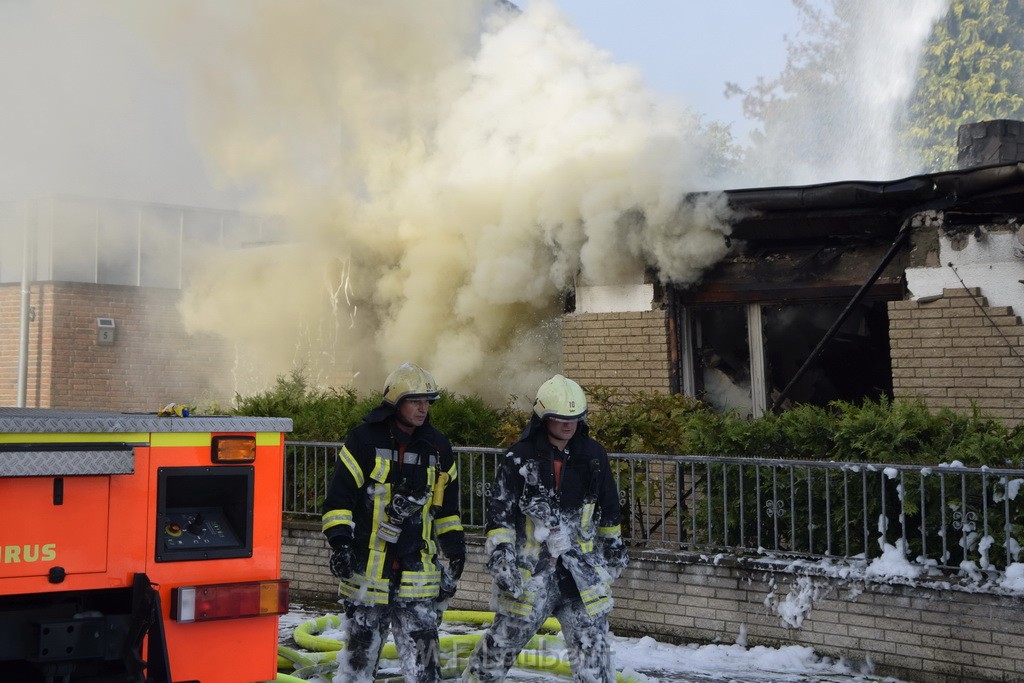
[{"xmin": 280, "ymin": 609, "xmax": 645, "ymax": 682}]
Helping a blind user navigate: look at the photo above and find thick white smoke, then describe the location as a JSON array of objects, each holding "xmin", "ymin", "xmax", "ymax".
[
  {"xmin": 117, "ymin": 0, "xmax": 732, "ymax": 400},
  {"xmin": 3, "ymin": 1, "xmax": 947, "ymax": 404}
]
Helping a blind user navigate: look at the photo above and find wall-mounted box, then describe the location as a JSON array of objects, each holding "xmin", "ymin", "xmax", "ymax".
[{"xmin": 96, "ymin": 318, "xmax": 116, "ymax": 345}]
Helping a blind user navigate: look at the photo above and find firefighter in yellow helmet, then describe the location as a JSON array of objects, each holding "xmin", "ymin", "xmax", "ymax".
[
  {"xmin": 321, "ymin": 363, "xmax": 465, "ymax": 683},
  {"xmin": 464, "ymin": 374, "xmax": 627, "ymax": 683}
]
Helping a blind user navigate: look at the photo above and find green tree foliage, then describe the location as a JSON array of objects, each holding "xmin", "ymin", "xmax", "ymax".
[{"xmin": 906, "ymin": 0, "xmax": 1024, "ymax": 170}]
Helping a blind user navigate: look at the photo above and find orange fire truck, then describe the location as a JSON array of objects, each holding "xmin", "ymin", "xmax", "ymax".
[{"xmin": 0, "ymin": 408, "xmax": 293, "ymax": 683}]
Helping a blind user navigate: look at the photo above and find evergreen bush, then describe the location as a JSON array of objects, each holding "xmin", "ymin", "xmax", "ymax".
[{"xmin": 232, "ymin": 373, "xmax": 1023, "ymax": 467}]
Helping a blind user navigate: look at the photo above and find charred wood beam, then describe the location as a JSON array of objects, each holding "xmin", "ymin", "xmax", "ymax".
[
  {"xmin": 676, "ymin": 278, "xmax": 904, "ymax": 305},
  {"xmin": 767, "ymin": 219, "xmax": 913, "ymax": 413}
]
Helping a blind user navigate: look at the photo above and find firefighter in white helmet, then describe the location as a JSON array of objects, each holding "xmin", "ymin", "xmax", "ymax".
[
  {"xmin": 322, "ymin": 363, "xmax": 465, "ymax": 683},
  {"xmin": 463, "ymin": 374, "xmax": 627, "ymax": 683}
]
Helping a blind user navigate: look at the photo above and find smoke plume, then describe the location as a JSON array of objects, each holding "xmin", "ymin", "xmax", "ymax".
[
  {"xmin": 3, "ymin": 1, "xmax": 946, "ymax": 403},
  {"xmin": 115, "ymin": 0, "xmax": 731, "ymax": 400}
]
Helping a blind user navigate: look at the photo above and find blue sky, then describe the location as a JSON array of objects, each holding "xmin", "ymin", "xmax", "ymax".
[{"xmin": 518, "ymin": 1, "xmax": 806, "ymax": 137}]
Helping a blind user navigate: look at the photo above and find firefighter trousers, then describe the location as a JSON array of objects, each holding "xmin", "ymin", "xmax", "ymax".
[
  {"xmin": 462, "ymin": 588, "xmax": 614, "ymax": 683},
  {"xmin": 335, "ymin": 598, "xmax": 441, "ymax": 683}
]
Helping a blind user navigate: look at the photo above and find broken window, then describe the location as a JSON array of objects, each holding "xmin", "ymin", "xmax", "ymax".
[{"xmin": 687, "ymin": 300, "xmax": 893, "ymax": 417}]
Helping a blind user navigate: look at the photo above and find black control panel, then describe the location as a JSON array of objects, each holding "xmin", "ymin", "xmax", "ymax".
[
  {"xmin": 160, "ymin": 507, "xmax": 242, "ymax": 551},
  {"xmin": 155, "ymin": 466, "xmax": 253, "ymax": 562}
]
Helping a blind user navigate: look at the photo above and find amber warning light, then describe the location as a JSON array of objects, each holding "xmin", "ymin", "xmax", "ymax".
[
  {"xmin": 212, "ymin": 435, "xmax": 257, "ymax": 463},
  {"xmin": 172, "ymin": 580, "xmax": 289, "ymax": 623}
]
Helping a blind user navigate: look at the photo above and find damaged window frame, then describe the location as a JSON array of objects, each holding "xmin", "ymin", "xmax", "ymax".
[{"xmin": 677, "ymin": 296, "xmax": 897, "ymax": 418}]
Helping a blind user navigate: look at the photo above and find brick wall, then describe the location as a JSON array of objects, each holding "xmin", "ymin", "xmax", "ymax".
[
  {"xmin": 889, "ymin": 287, "xmax": 1024, "ymax": 425},
  {"xmin": 282, "ymin": 521, "xmax": 1024, "ymax": 683},
  {"xmin": 561, "ymin": 309, "xmax": 671, "ymax": 393},
  {"xmin": 0, "ymin": 282, "xmax": 234, "ymax": 410}
]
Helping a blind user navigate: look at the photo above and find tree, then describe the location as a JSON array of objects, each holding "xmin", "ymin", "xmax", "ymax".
[
  {"xmin": 905, "ymin": 0, "xmax": 1024, "ymax": 170},
  {"xmin": 723, "ymin": 1, "xmax": 1024, "ymax": 181},
  {"xmin": 724, "ymin": 0, "xmax": 853, "ymax": 184}
]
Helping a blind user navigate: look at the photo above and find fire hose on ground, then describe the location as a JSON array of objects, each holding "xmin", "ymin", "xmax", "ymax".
[{"xmin": 275, "ymin": 609, "xmax": 645, "ymax": 682}]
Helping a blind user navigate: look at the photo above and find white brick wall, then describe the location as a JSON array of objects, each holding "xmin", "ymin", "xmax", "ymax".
[{"xmin": 283, "ymin": 521, "xmax": 1024, "ymax": 683}]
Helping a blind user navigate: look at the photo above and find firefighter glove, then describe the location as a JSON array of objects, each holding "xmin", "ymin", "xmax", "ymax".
[
  {"xmin": 486, "ymin": 543, "xmax": 523, "ymax": 598},
  {"xmin": 437, "ymin": 564, "xmax": 458, "ymax": 603},
  {"xmin": 448, "ymin": 553, "xmax": 466, "ymax": 581},
  {"xmin": 601, "ymin": 536, "xmax": 628, "ymax": 580},
  {"xmin": 329, "ymin": 541, "xmax": 354, "ymax": 579}
]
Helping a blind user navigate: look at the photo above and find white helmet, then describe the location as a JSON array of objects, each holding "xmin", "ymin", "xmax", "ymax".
[
  {"xmin": 533, "ymin": 374, "xmax": 587, "ymax": 421},
  {"xmin": 382, "ymin": 363, "xmax": 440, "ymax": 406}
]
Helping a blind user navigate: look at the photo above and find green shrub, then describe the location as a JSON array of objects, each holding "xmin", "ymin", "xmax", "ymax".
[
  {"xmin": 232, "ymin": 369, "xmax": 376, "ymax": 442},
  {"xmin": 233, "ymin": 372, "xmax": 1024, "ymax": 466}
]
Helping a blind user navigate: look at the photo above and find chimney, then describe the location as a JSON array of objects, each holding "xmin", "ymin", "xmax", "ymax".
[{"xmin": 957, "ymin": 119, "xmax": 1024, "ymax": 169}]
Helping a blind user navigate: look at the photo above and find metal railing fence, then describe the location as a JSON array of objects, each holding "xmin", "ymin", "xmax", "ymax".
[{"xmin": 284, "ymin": 442, "xmax": 1024, "ymax": 572}]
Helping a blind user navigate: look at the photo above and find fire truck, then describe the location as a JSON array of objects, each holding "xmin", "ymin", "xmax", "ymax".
[{"xmin": 0, "ymin": 408, "xmax": 293, "ymax": 683}]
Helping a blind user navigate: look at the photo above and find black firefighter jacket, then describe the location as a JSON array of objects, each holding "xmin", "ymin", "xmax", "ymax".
[
  {"xmin": 321, "ymin": 405, "xmax": 465, "ymax": 604},
  {"xmin": 485, "ymin": 416, "xmax": 624, "ymax": 618}
]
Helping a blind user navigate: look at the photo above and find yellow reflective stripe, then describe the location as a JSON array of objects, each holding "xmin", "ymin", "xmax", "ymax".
[
  {"xmin": 151, "ymin": 433, "xmax": 210, "ymax": 447},
  {"xmin": 434, "ymin": 515, "xmax": 463, "ymax": 536},
  {"xmin": 487, "ymin": 528, "xmax": 515, "ymax": 547},
  {"xmin": 445, "ymin": 461, "xmax": 458, "ymax": 482},
  {"xmin": 322, "ymin": 509, "xmax": 353, "ymax": 533},
  {"xmin": 398, "ymin": 570, "xmax": 441, "ymax": 599},
  {"xmin": 581, "ymin": 593, "xmax": 611, "ymax": 616},
  {"xmin": 579, "ymin": 539, "xmax": 594, "ymax": 553},
  {"xmin": 522, "ymin": 518, "xmax": 542, "ymax": 562},
  {"xmin": 366, "ymin": 483, "xmax": 390, "ymax": 577},
  {"xmin": 497, "ymin": 596, "xmax": 534, "ymax": 617},
  {"xmin": 597, "ymin": 524, "xmax": 621, "ymax": 539},
  {"xmin": 338, "ymin": 446, "xmax": 364, "ymax": 488},
  {"xmin": 370, "ymin": 456, "xmax": 390, "ymax": 483},
  {"xmin": 496, "ymin": 567, "xmax": 537, "ymax": 617},
  {"xmin": 581, "ymin": 503, "xmax": 595, "ymax": 531},
  {"xmin": 578, "ymin": 565, "xmax": 613, "ymax": 616},
  {"xmin": 255, "ymin": 432, "xmax": 280, "ymax": 446},
  {"xmin": 418, "ymin": 488, "xmax": 438, "ymax": 560},
  {"xmin": 338, "ymin": 574, "xmax": 390, "ymax": 604},
  {"xmin": 150, "ymin": 432, "xmax": 280, "ymax": 447}
]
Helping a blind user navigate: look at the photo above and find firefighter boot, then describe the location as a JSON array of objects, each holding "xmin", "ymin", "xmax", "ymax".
[{"xmin": 462, "ymin": 612, "xmax": 543, "ymax": 683}]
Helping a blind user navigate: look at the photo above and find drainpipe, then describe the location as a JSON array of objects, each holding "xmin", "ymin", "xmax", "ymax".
[
  {"xmin": 768, "ymin": 217, "xmax": 913, "ymax": 413},
  {"xmin": 16, "ymin": 201, "xmax": 32, "ymax": 407}
]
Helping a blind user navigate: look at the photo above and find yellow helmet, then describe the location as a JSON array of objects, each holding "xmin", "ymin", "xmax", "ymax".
[
  {"xmin": 533, "ymin": 374, "xmax": 587, "ymax": 421},
  {"xmin": 382, "ymin": 363, "xmax": 440, "ymax": 406}
]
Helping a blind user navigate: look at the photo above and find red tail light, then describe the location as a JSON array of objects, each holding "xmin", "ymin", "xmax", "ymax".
[{"xmin": 172, "ymin": 580, "xmax": 289, "ymax": 623}]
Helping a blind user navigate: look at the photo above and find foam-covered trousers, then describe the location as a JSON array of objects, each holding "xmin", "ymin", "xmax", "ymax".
[
  {"xmin": 462, "ymin": 572, "xmax": 614, "ymax": 683},
  {"xmin": 334, "ymin": 597, "xmax": 440, "ymax": 683}
]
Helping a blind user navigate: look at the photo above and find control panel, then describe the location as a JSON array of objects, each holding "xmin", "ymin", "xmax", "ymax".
[
  {"xmin": 160, "ymin": 508, "xmax": 242, "ymax": 551},
  {"xmin": 155, "ymin": 465, "xmax": 254, "ymax": 562}
]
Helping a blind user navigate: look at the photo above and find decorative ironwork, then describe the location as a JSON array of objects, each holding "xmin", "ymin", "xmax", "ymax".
[
  {"xmin": 952, "ymin": 509, "xmax": 977, "ymax": 531},
  {"xmin": 766, "ymin": 499, "xmax": 786, "ymax": 518},
  {"xmin": 282, "ymin": 442, "xmax": 1024, "ymax": 572}
]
